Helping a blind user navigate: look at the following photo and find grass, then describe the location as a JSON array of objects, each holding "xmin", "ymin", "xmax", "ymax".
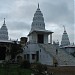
[{"xmin": 0, "ymin": 64, "xmax": 33, "ymax": 75}]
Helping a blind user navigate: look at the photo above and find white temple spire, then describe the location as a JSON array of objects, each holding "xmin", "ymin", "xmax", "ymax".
[{"xmin": 31, "ymin": 3, "xmax": 45, "ymax": 30}]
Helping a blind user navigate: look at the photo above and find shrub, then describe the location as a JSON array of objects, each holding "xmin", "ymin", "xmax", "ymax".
[
  {"xmin": 34, "ymin": 63, "xmax": 47, "ymax": 74},
  {"xmin": 20, "ymin": 60, "xmax": 31, "ymax": 69}
]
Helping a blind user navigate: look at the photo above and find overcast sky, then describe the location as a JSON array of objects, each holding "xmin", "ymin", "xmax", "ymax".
[{"xmin": 0, "ymin": 0, "xmax": 74, "ymax": 44}]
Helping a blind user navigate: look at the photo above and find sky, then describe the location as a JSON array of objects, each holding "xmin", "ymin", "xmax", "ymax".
[{"xmin": 0, "ymin": 0, "xmax": 74, "ymax": 44}]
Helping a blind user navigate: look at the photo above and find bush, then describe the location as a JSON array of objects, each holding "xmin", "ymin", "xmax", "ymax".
[
  {"xmin": 20, "ymin": 60, "xmax": 31, "ymax": 69},
  {"xmin": 33, "ymin": 63, "xmax": 47, "ymax": 74}
]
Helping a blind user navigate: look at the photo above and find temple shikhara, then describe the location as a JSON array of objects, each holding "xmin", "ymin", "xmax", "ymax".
[{"xmin": 0, "ymin": 18, "xmax": 8, "ymax": 40}]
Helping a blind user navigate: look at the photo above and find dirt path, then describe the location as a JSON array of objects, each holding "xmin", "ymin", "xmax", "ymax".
[{"xmin": 47, "ymin": 66, "xmax": 75, "ymax": 75}]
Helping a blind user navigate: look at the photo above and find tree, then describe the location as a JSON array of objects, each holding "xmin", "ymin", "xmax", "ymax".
[{"xmin": 10, "ymin": 41, "xmax": 23, "ymax": 60}]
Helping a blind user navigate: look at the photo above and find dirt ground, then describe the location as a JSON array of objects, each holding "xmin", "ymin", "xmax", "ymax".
[{"xmin": 47, "ymin": 66, "xmax": 75, "ymax": 75}]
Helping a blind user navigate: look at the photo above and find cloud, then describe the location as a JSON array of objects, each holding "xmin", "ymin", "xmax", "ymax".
[
  {"xmin": 40, "ymin": 0, "xmax": 74, "ymax": 43},
  {"xmin": 7, "ymin": 21, "xmax": 30, "ymax": 31},
  {"xmin": 0, "ymin": 0, "xmax": 74, "ymax": 43},
  {"xmin": 7, "ymin": 21, "xmax": 31, "ymax": 39},
  {"xmin": 8, "ymin": 30, "xmax": 29, "ymax": 40},
  {"xmin": 41, "ymin": 0, "xmax": 74, "ymax": 25}
]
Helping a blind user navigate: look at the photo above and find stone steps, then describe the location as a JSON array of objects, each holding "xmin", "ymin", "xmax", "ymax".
[{"xmin": 39, "ymin": 44, "xmax": 75, "ymax": 66}]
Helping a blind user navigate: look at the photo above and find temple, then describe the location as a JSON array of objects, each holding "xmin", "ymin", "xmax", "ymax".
[
  {"xmin": 61, "ymin": 26, "xmax": 70, "ymax": 46},
  {"xmin": 23, "ymin": 4, "xmax": 75, "ymax": 66},
  {"xmin": 28, "ymin": 3, "xmax": 53, "ymax": 44},
  {"xmin": 0, "ymin": 18, "xmax": 8, "ymax": 40}
]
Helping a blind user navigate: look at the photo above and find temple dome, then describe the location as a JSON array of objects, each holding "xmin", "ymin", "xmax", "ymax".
[
  {"xmin": 31, "ymin": 4, "xmax": 45, "ymax": 31},
  {"xmin": 61, "ymin": 26, "xmax": 70, "ymax": 46},
  {"xmin": 0, "ymin": 18, "xmax": 8, "ymax": 40}
]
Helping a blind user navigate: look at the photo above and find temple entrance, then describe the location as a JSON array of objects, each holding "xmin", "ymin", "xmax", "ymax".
[
  {"xmin": 37, "ymin": 34, "xmax": 44, "ymax": 43},
  {"xmin": 0, "ymin": 46, "xmax": 6, "ymax": 60}
]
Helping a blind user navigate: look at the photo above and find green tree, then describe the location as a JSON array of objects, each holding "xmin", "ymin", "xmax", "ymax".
[{"xmin": 10, "ymin": 41, "xmax": 23, "ymax": 59}]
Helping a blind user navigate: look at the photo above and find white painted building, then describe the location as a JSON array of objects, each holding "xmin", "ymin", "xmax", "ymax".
[
  {"xmin": 60, "ymin": 26, "xmax": 75, "ymax": 57},
  {"xmin": 24, "ymin": 4, "xmax": 75, "ymax": 66},
  {"xmin": 62, "ymin": 45, "xmax": 75, "ymax": 54},
  {"xmin": 24, "ymin": 43, "xmax": 53, "ymax": 65},
  {"xmin": 24, "ymin": 4, "xmax": 54, "ymax": 65}
]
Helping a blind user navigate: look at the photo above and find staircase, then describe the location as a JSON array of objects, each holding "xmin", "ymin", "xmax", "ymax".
[{"xmin": 39, "ymin": 44, "xmax": 75, "ymax": 66}]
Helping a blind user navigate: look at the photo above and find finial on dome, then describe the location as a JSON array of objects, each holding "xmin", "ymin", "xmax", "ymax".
[
  {"xmin": 63, "ymin": 25, "xmax": 66, "ymax": 32},
  {"xmin": 4, "ymin": 18, "xmax": 5, "ymax": 25},
  {"xmin": 38, "ymin": 3, "xmax": 39, "ymax": 9}
]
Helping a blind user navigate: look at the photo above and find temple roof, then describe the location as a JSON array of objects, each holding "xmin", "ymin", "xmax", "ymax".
[
  {"xmin": 61, "ymin": 26, "xmax": 70, "ymax": 46},
  {"xmin": 0, "ymin": 40, "xmax": 13, "ymax": 43},
  {"xmin": 28, "ymin": 29, "xmax": 53, "ymax": 36},
  {"xmin": 31, "ymin": 4, "xmax": 45, "ymax": 30}
]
